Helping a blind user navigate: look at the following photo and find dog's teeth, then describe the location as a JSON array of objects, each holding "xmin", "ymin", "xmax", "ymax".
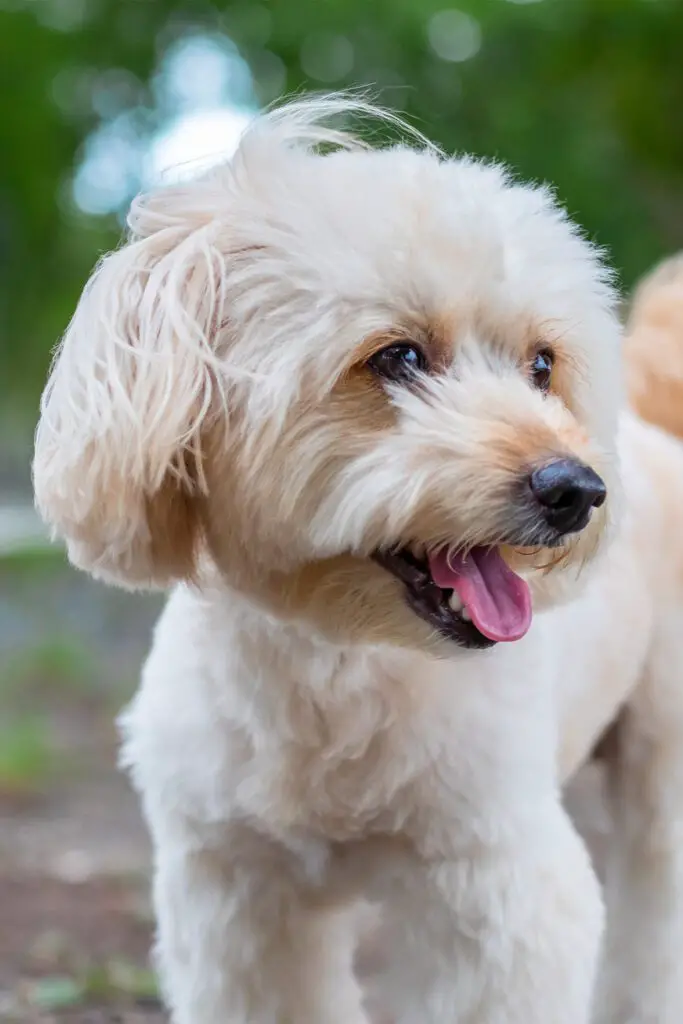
[
  {"xmin": 449, "ymin": 592, "xmax": 464, "ymax": 613},
  {"xmin": 461, "ymin": 607, "xmax": 471, "ymax": 622}
]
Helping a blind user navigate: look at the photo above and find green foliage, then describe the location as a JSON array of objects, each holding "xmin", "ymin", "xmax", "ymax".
[
  {"xmin": 0, "ymin": 635, "xmax": 98, "ymax": 793},
  {"xmin": 25, "ymin": 975, "xmax": 86, "ymax": 1011},
  {"xmin": 2, "ymin": 0, "xmax": 683, "ymax": 416},
  {"xmin": 0, "ymin": 542, "xmax": 65, "ymax": 573},
  {"xmin": 0, "ymin": 634, "xmax": 96, "ymax": 696},
  {"xmin": 22, "ymin": 960, "xmax": 159, "ymax": 1011},
  {"xmin": 0, "ymin": 713, "xmax": 53, "ymax": 794}
]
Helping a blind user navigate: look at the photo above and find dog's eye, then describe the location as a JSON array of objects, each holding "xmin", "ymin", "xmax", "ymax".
[
  {"xmin": 367, "ymin": 343, "xmax": 428, "ymax": 382},
  {"xmin": 530, "ymin": 349, "xmax": 554, "ymax": 393}
]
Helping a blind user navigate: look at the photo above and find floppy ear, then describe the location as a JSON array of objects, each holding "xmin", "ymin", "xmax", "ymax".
[{"xmin": 33, "ymin": 187, "xmax": 229, "ymax": 589}]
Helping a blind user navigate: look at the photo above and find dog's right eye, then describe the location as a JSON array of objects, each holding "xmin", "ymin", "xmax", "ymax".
[{"xmin": 367, "ymin": 343, "xmax": 428, "ymax": 383}]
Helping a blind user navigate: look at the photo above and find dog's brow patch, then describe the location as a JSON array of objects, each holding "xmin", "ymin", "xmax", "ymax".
[
  {"xmin": 422, "ymin": 319, "xmax": 458, "ymax": 373},
  {"xmin": 346, "ymin": 329, "xmax": 411, "ymax": 371}
]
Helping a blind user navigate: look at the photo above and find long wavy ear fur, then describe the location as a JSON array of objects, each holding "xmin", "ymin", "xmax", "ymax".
[
  {"xmin": 33, "ymin": 186, "xmax": 230, "ymax": 588},
  {"xmin": 33, "ymin": 92, "xmax": 433, "ymax": 588}
]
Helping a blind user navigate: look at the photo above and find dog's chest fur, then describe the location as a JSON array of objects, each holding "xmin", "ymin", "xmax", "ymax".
[
  {"xmin": 229, "ymin": 646, "xmax": 438, "ymax": 842},
  {"xmin": 128, "ymin": 587, "xmax": 493, "ymax": 846}
]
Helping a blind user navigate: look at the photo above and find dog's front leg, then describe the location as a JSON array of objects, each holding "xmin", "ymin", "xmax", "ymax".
[
  {"xmin": 367, "ymin": 801, "xmax": 603, "ymax": 1024},
  {"xmin": 151, "ymin": 826, "xmax": 368, "ymax": 1024}
]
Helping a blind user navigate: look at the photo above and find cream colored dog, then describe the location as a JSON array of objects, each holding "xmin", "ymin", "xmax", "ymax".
[{"xmin": 32, "ymin": 96, "xmax": 683, "ymax": 1024}]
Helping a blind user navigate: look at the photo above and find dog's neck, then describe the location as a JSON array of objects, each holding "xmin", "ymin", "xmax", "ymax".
[{"xmin": 191, "ymin": 573, "xmax": 431, "ymax": 707}]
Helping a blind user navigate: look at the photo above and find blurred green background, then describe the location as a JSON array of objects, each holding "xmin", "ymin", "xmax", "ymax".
[
  {"xmin": 1, "ymin": 0, "xmax": 683, "ymax": 859},
  {"xmin": 3, "ymin": 0, "xmax": 683, "ymax": 431},
  {"xmin": 0, "ymin": 2, "xmax": 682, "ymax": 1009}
]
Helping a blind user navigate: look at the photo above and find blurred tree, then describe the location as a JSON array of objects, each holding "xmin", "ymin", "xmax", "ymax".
[{"xmin": 1, "ymin": 0, "xmax": 683, "ymax": 418}]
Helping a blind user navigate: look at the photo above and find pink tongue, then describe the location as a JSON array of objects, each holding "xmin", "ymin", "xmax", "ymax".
[{"xmin": 428, "ymin": 546, "xmax": 532, "ymax": 643}]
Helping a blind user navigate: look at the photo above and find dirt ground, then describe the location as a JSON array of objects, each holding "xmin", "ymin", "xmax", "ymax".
[
  {"xmin": 0, "ymin": 695, "xmax": 160, "ymax": 1022},
  {"xmin": 0, "ymin": 874, "xmax": 162, "ymax": 1023}
]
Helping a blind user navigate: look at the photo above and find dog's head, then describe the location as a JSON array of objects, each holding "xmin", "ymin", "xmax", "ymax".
[{"xmin": 34, "ymin": 95, "xmax": 622, "ymax": 653}]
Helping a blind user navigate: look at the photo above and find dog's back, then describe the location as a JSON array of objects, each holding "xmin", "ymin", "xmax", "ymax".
[{"xmin": 625, "ymin": 252, "xmax": 683, "ymax": 438}]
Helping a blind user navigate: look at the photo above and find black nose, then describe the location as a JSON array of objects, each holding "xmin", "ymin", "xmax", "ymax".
[{"xmin": 529, "ymin": 459, "xmax": 606, "ymax": 536}]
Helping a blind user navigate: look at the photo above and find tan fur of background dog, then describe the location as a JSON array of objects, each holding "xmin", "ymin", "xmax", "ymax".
[{"xmin": 625, "ymin": 252, "xmax": 683, "ymax": 437}]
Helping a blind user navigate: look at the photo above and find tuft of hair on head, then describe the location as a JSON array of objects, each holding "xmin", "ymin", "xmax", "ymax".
[
  {"xmin": 32, "ymin": 91, "xmax": 431, "ymax": 589},
  {"xmin": 237, "ymin": 89, "xmax": 438, "ymax": 156}
]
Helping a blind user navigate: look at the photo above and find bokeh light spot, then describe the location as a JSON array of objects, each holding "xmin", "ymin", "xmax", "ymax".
[
  {"xmin": 300, "ymin": 32, "xmax": 354, "ymax": 83},
  {"xmin": 427, "ymin": 10, "xmax": 481, "ymax": 64}
]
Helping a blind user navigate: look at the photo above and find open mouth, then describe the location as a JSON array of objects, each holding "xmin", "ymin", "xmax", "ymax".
[{"xmin": 373, "ymin": 545, "xmax": 533, "ymax": 650}]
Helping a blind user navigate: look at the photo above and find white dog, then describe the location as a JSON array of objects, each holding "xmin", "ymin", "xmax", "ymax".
[{"xmin": 33, "ymin": 95, "xmax": 683, "ymax": 1023}]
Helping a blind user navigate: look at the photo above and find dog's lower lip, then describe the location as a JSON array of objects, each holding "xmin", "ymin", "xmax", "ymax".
[{"xmin": 372, "ymin": 548, "xmax": 496, "ymax": 650}]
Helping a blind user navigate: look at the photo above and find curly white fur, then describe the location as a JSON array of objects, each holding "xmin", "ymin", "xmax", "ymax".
[{"xmin": 33, "ymin": 94, "xmax": 683, "ymax": 1023}]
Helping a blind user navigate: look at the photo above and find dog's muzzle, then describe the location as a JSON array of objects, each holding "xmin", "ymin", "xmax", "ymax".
[{"xmin": 372, "ymin": 456, "xmax": 607, "ymax": 651}]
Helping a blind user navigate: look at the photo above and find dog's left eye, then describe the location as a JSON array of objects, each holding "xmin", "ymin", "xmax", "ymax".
[
  {"xmin": 530, "ymin": 349, "xmax": 554, "ymax": 392},
  {"xmin": 367, "ymin": 343, "xmax": 428, "ymax": 383}
]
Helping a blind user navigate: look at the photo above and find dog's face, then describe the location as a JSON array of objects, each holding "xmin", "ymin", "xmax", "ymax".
[{"xmin": 34, "ymin": 97, "xmax": 622, "ymax": 654}]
